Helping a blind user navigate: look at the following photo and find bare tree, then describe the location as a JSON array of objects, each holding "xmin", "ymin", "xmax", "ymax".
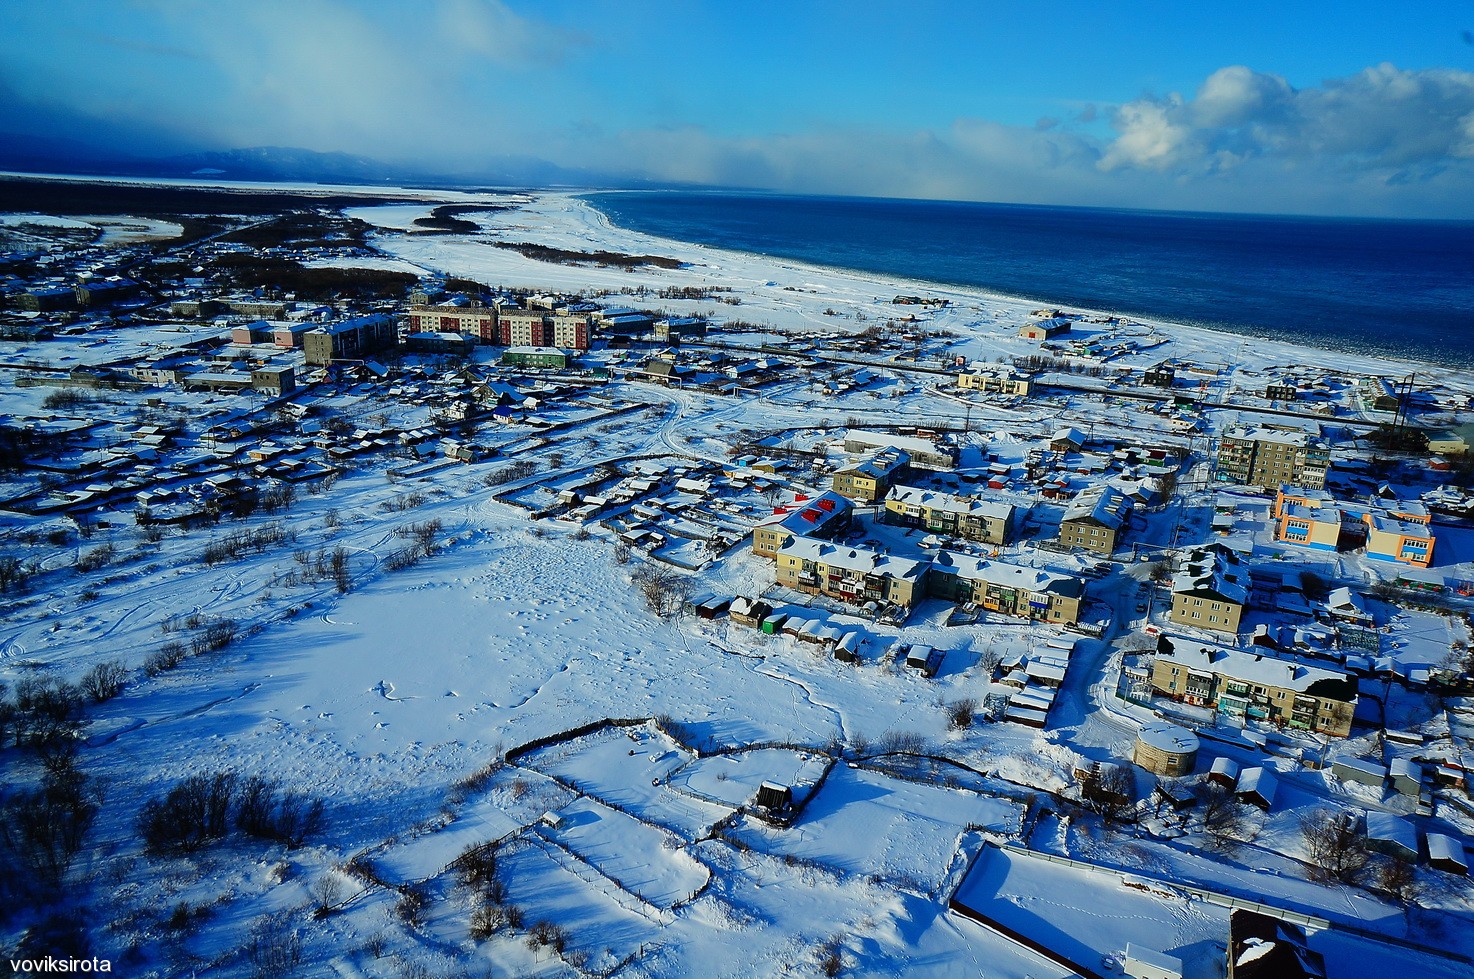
[
  {"xmin": 1299, "ymin": 808, "xmax": 1368, "ymax": 883},
  {"xmin": 1195, "ymin": 782, "xmax": 1255, "ymax": 849},
  {"xmin": 1080, "ymin": 764, "xmax": 1136, "ymax": 821}
]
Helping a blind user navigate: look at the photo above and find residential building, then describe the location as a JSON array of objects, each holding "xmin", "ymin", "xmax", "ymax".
[
  {"xmin": 1142, "ymin": 362, "xmax": 1175, "ymax": 388},
  {"xmin": 501, "ymin": 346, "xmax": 571, "ymax": 369},
  {"xmin": 1150, "ymin": 634, "xmax": 1358, "ymax": 737},
  {"xmin": 1169, "ymin": 546, "xmax": 1248, "ymax": 634},
  {"xmin": 1216, "ymin": 425, "xmax": 1331, "ymax": 490},
  {"xmin": 407, "ymin": 300, "xmax": 494, "ymax": 340},
  {"xmin": 842, "ymin": 430, "xmax": 955, "ymax": 470},
  {"xmin": 1019, "ymin": 317, "xmax": 1071, "ymax": 340},
  {"xmin": 653, "ymin": 317, "xmax": 707, "ymax": 342},
  {"xmin": 883, "ymin": 484, "xmax": 1015, "ymax": 545},
  {"xmin": 1058, "ymin": 485, "xmax": 1132, "ymax": 556},
  {"xmin": 1227, "ymin": 911, "xmax": 1326, "ymax": 979},
  {"xmin": 75, "ymin": 277, "xmax": 143, "ymax": 307},
  {"xmin": 927, "ymin": 551, "xmax": 1084, "ymax": 625},
  {"xmin": 303, "ymin": 314, "xmax": 396, "ymax": 366},
  {"xmin": 831, "ymin": 448, "xmax": 909, "ymax": 502},
  {"xmin": 751, "ymin": 491, "xmax": 854, "ymax": 559},
  {"xmin": 15, "ymin": 285, "xmax": 79, "ymax": 312},
  {"xmin": 773, "ymin": 536, "xmax": 929, "ymax": 611},
  {"xmin": 957, "ymin": 368, "xmax": 1032, "ymax": 397},
  {"xmin": 1265, "ymin": 378, "xmax": 1299, "ymax": 401}
]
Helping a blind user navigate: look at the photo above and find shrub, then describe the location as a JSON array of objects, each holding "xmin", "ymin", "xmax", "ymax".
[
  {"xmin": 144, "ymin": 642, "xmax": 188, "ymax": 676},
  {"xmin": 946, "ymin": 699, "xmax": 975, "ymax": 730},
  {"xmin": 0, "ymin": 768, "xmax": 100, "ymax": 893},
  {"xmin": 527, "ymin": 920, "xmax": 567, "ymax": 953},
  {"xmin": 138, "ymin": 772, "xmax": 238, "ymax": 854},
  {"xmin": 80, "ymin": 660, "xmax": 127, "ymax": 703},
  {"xmin": 245, "ymin": 912, "xmax": 303, "ymax": 979}
]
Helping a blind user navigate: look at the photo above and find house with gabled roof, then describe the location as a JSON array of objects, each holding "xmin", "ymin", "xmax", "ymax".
[
  {"xmin": 882, "ymin": 484, "xmax": 1015, "ymax": 545},
  {"xmin": 1169, "ymin": 545, "xmax": 1248, "ymax": 634},
  {"xmin": 752, "ymin": 491, "xmax": 855, "ymax": 558},
  {"xmin": 1058, "ymin": 484, "xmax": 1132, "ymax": 555}
]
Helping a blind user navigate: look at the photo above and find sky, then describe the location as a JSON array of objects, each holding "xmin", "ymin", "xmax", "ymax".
[{"xmin": 2, "ymin": 1, "xmax": 1474, "ymax": 217}]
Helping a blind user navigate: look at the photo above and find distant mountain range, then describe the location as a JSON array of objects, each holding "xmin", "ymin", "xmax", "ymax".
[{"xmin": 0, "ymin": 135, "xmax": 641, "ymax": 190}]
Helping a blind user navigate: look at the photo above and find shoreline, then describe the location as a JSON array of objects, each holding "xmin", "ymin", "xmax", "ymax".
[
  {"xmin": 575, "ymin": 190, "xmax": 1472, "ymax": 374},
  {"xmin": 548, "ymin": 193, "xmax": 1463, "ymax": 383}
]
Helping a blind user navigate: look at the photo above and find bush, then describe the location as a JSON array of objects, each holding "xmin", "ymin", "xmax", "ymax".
[
  {"xmin": 946, "ymin": 699, "xmax": 975, "ymax": 730},
  {"xmin": 80, "ymin": 660, "xmax": 127, "ymax": 703},
  {"xmin": 138, "ymin": 772, "xmax": 238, "ymax": 854},
  {"xmin": 245, "ymin": 912, "xmax": 303, "ymax": 979},
  {"xmin": 144, "ymin": 642, "xmax": 188, "ymax": 676},
  {"xmin": 0, "ymin": 768, "xmax": 100, "ymax": 893},
  {"xmin": 527, "ymin": 920, "xmax": 567, "ymax": 953}
]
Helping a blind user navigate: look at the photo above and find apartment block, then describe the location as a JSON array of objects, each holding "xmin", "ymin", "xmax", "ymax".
[
  {"xmin": 883, "ymin": 484, "xmax": 1015, "ymax": 545},
  {"xmin": 831, "ymin": 448, "xmax": 909, "ymax": 502},
  {"xmin": 1169, "ymin": 546, "xmax": 1248, "ymax": 634},
  {"xmin": 1150, "ymin": 635, "xmax": 1358, "ymax": 737},
  {"xmin": 928, "ymin": 550, "xmax": 1084, "ymax": 625},
  {"xmin": 1058, "ymin": 485, "xmax": 1132, "ymax": 556},
  {"xmin": 752, "ymin": 491, "xmax": 854, "ymax": 558},
  {"xmin": 1216, "ymin": 425, "xmax": 1330, "ymax": 490},
  {"xmin": 303, "ymin": 314, "xmax": 397, "ymax": 366},
  {"xmin": 774, "ymin": 536, "xmax": 928, "ymax": 611}
]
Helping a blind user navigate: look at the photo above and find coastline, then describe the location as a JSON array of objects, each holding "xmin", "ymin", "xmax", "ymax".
[
  {"xmin": 576, "ymin": 190, "xmax": 1474, "ymax": 373},
  {"xmin": 513, "ymin": 193, "xmax": 1462, "ymax": 384}
]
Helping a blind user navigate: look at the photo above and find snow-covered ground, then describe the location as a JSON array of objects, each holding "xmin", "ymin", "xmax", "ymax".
[{"xmin": 1, "ymin": 183, "xmax": 1471, "ymax": 976}]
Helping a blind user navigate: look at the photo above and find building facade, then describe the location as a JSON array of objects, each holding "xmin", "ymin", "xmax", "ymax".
[
  {"xmin": 1168, "ymin": 546, "xmax": 1248, "ymax": 634},
  {"xmin": 1216, "ymin": 425, "xmax": 1331, "ymax": 490},
  {"xmin": 883, "ymin": 485, "xmax": 1015, "ymax": 545},
  {"xmin": 1150, "ymin": 635, "xmax": 1357, "ymax": 737},
  {"xmin": 1058, "ymin": 485, "xmax": 1132, "ymax": 556}
]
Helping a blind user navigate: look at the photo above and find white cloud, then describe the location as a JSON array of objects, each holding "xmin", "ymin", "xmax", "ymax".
[{"xmin": 1100, "ymin": 62, "xmax": 1474, "ymax": 183}]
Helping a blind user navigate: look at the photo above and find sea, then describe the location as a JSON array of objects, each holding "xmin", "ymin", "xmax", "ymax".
[{"xmin": 582, "ymin": 191, "xmax": 1474, "ymax": 369}]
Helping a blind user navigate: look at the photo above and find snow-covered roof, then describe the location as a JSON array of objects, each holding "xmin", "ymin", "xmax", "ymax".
[
  {"xmin": 775, "ymin": 536, "xmax": 928, "ymax": 581},
  {"xmin": 886, "ymin": 484, "xmax": 1014, "ymax": 521},
  {"xmin": 1156, "ymin": 636, "xmax": 1356, "ymax": 700},
  {"xmin": 931, "ymin": 550, "xmax": 1084, "ymax": 598},
  {"xmin": 1062, "ymin": 484, "xmax": 1132, "ymax": 529}
]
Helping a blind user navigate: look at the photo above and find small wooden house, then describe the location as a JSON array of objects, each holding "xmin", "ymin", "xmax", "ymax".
[{"xmin": 755, "ymin": 782, "xmax": 792, "ymax": 811}]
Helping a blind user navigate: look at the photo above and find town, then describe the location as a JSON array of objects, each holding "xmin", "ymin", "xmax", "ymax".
[{"xmin": 2, "ymin": 180, "xmax": 1473, "ymax": 978}]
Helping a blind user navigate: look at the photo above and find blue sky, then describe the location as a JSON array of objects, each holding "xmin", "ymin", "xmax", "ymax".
[{"xmin": 2, "ymin": 1, "xmax": 1473, "ymax": 216}]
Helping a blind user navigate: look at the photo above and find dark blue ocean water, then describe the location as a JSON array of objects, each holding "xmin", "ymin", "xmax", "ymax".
[{"xmin": 583, "ymin": 191, "xmax": 1474, "ymax": 368}]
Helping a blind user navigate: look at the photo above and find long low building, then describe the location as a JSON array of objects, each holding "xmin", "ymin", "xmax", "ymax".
[
  {"xmin": 774, "ymin": 536, "xmax": 929, "ymax": 610},
  {"xmin": 882, "ymin": 484, "xmax": 1015, "ymax": 545},
  {"xmin": 928, "ymin": 550, "xmax": 1084, "ymax": 625},
  {"xmin": 1149, "ymin": 634, "xmax": 1358, "ymax": 737}
]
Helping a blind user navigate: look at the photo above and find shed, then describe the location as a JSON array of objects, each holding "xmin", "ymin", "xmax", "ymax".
[
  {"xmin": 1365, "ymin": 810, "xmax": 1418, "ymax": 862},
  {"xmin": 1331, "ymin": 757, "xmax": 1387, "ymax": 789},
  {"xmin": 760, "ymin": 613, "xmax": 788, "ymax": 635},
  {"xmin": 1124, "ymin": 943, "xmax": 1184, "ymax": 979},
  {"xmin": 755, "ymin": 782, "xmax": 792, "ymax": 811},
  {"xmin": 1234, "ymin": 767, "xmax": 1277, "ymax": 809},
  {"xmin": 729, "ymin": 597, "xmax": 772, "ymax": 628},
  {"xmin": 834, "ymin": 632, "xmax": 861, "ymax": 663},
  {"xmin": 695, "ymin": 596, "xmax": 731, "ymax": 620},
  {"xmin": 1389, "ymin": 758, "xmax": 1423, "ymax": 797},
  {"xmin": 1426, "ymin": 833, "xmax": 1468, "ymax": 875},
  {"xmin": 1208, "ymin": 756, "xmax": 1239, "ymax": 788},
  {"xmin": 906, "ymin": 644, "xmax": 934, "ymax": 671}
]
